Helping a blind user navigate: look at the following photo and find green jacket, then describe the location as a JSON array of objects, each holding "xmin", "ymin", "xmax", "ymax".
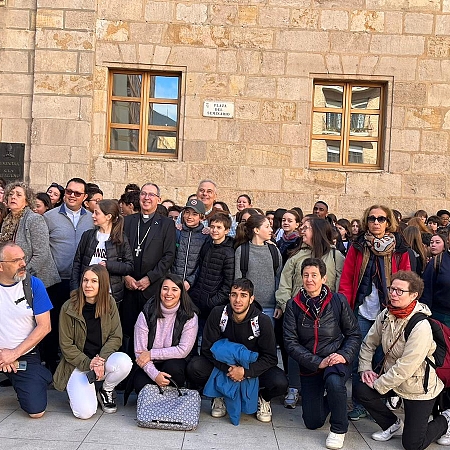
[{"xmin": 53, "ymin": 295, "xmax": 122, "ymax": 391}]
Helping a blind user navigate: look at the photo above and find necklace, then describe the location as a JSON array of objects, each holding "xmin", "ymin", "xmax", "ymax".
[{"xmin": 135, "ymin": 220, "xmax": 152, "ymax": 257}]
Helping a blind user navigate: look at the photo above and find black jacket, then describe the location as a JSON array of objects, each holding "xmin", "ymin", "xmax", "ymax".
[
  {"xmin": 172, "ymin": 223, "xmax": 209, "ymax": 286},
  {"xmin": 188, "ymin": 236, "xmax": 235, "ymax": 318},
  {"xmin": 422, "ymin": 250, "xmax": 450, "ymax": 315},
  {"xmin": 70, "ymin": 228, "xmax": 134, "ymax": 302},
  {"xmin": 202, "ymin": 302, "xmax": 278, "ymax": 378},
  {"xmin": 283, "ymin": 289, "xmax": 361, "ymax": 375}
]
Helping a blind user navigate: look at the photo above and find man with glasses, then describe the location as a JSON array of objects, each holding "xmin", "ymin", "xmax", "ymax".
[
  {"xmin": 43, "ymin": 177, "xmax": 94, "ymax": 372},
  {"xmin": 0, "ymin": 242, "xmax": 53, "ymax": 417},
  {"xmin": 122, "ymin": 183, "xmax": 176, "ymax": 352}
]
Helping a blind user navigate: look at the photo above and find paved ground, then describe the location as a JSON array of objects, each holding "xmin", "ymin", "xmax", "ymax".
[{"xmin": 0, "ymin": 386, "xmax": 443, "ymax": 450}]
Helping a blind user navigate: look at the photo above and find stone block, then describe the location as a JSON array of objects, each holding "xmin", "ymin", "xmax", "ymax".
[
  {"xmin": 370, "ymin": 35, "xmax": 425, "ymax": 56},
  {"xmin": 390, "ymin": 128, "xmax": 420, "ymax": 152},
  {"xmin": 63, "ymin": 163, "xmax": 89, "ymax": 183},
  {"xmin": 22, "ymin": 96, "xmax": 32, "ymax": 120},
  {"xmin": 231, "ymin": 28, "xmax": 274, "ymax": 50},
  {"xmin": 1, "ymin": 119, "xmax": 29, "ymax": 142},
  {"xmin": 346, "ymin": 172, "xmax": 402, "ymax": 198},
  {"xmin": 235, "ymin": 100, "xmax": 261, "ymax": 121},
  {"xmin": 64, "ymin": 10, "xmax": 96, "ymax": 31},
  {"xmin": 218, "ymin": 50, "xmax": 238, "ymax": 74},
  {"xmin": 418, "ymin": 59, "xmax": 444, "ymax": 82},
  {"xmin": 129, "ymin": 23, "xmax": 165, "ymax": 44},
  {"xmin": 245, "ymin": 144, "xmax": 291, "ymax": 167},
  {"xmin": 437, "ymin": 15, "xmax": 450, "ymax": 36},
  {"xmin": 176, "ymin": 3, "xmax": 207, "ymax": 24},
  {"xmin": 97, "ymin": 0, "xmax": 144, "ymax": 21},
  {"xmin": 229, "ymin": 75, "xmax": 246, "ymax": 96},
  {"xmin": 239, "ymin": 122, "xmax": 280, "ymax": 145},
  {"xmin": 137, "ymin": 44, "xmax": 154, "ymax": 64},
  {"xmin": 358, "ymin": 55, "xmax": 379, "ymax": 74},
  {"xmin": 341, "ymin": 55, "xmax": 359, "ymax": 74},
  {"xmin": 34, "ymin": 74, "xmax": 93, "ymax": 95},
  {"xmin": 393, "ymin": 82, "xmax": 427, "ymax": 106},
  {"xmin": 0, "ymin": 96, "xmax": 22, "ymax": 118},
  {"xmin": 184, "ymin": 118, "xmax": 218, "ymax": 141},
  {"xmin": 246, "ymin": 77, "xmax": 276, "ymax": 99},
  {"xmin": 168, "ymin": 47, "xmax": 217, "ymax": 72},
  {"xmin": 118, "ymin": 43, "xmax": 137, "ymax": 62},
  {"xmin": 403, "ymin": 175, "xmax": 445, "ymax": 199},
  {"xmin": 96, "ymin": 20, "xmax": 129, "ymax": 42},
  {"xmin": 70, "ymin": 146, "xmax": 89, "ymax": 163},
  {"xmin": 0, "ymin": 50, "xmax": 29, "ymax": 73},
  {"xmin": 145, "ymin": 1, "xmax": 174, "ymax": 22},
  {"xmin": 325, "ymin": 54, "xmax": 342, "ymax": 73},
  {"xmin": 198, "ymin": 74, "xmax": 229, "ymax": 96},
  {"xmin": 164, "ymin": 162, "xmax": 187, "ymax": 186},
  {"xmin": 0, "ymin": 73, "xmax": 33, "ymax": 95},
  {"xmin": 189, "ymin": 164, "xmax": 238, "ymax": 189},
  {"xmin": 34, "ymin": 50, "xmax": 78, "ymax": 73},
  {"xmin": 238, "ymin": 6, "xmax": 258, "ymax": 25},
  {"xmin": 443, "ymin": 111, "xmax": 450, "ymax": 130},
  {"xmin": 36, "ymin": 9, "xmax": 63, "ymax": 29},
  {"xmin": 375, "ymin": 57, "xmax": 417, "ymax": 81},
  {"xmin": 405, "ymin": 108, "xmax": 442, "ymax": 129},
  {"xmin": 182, "ymin": 140, "xmax": 207, "ymax": 162},
  {"xmin": 218, "ymin": 120, "xmax": 240, "ymax": 142},
  {"xmin": 407, "ymin": 0, "xmax": 440, "ymax": 10},
  {"xmin": 79, "ymin": 52, "xmax": 94, "ymax": 74},
  {"xmin": 313, "ymin": 0, "xmax": 364, "ymax": 6},
  {"xmin": 281, "ymin": 123, "xmax": 306, "ymax": 146},
  {"xmin": 259, "ymin": 7, "xmax": 289, "ymax": 27},
  {"xmin": 79, "ymin": 97, "xmax": 92, "ymax": 121},
  {"xmin": 96, "ymin": 42, "xmax": 121, "ymax": 64},
  {"xmin": 412, "ymin": 154, "xmax": 449, "ymax": 174},
  {"xmin": 0, "ymin": 30, "xmax": 34, "ymax": 50},
  {"xmin": 165, "ymin": 24, "xmax": 230, "ymax": 47},
  {"xmin": 320, "ymin": 10, "xmax": 348, "ymax": 31},
  {"xmin": 445, "ymin": 0, "xmax": 450, "ymax": 11},
  {"xmin": 277, "ymin": 77, "xmax": 309, "ymax": 101},
  {"xmin": 37, "ymin": 0, "xmax": 95, "ymax": 9},
  {"xmin": 427, "ymin": 37, "xmax": 450, "ymax": 58},
  {"xmin": 209, "ymin": 5, "xmax": 237, "ymax": 25},
  {"xmin": 392, "ymin": 106, "xmax": 405, "ymax": 128},
  {"xmin": 428, "ymin": 85, "xmax": 450, "ymax": 107},
  {"xmin": 29, "ymin": 162, "xmax": 50, "ymax": 186},
  {"xmin": 277, "ymin": 30, "xmax": 328, "ymax": 52},
  {"xmin": 420, "ymin": 131, "xmax": 449, "ymax": 154},
  {"xmin": 291, "ymin": 8, "xmax": 319, "ymax": 29},
  {"xmin": 184, "ymin": 95, "xmax": 202, "ymax": 118},
  {"xmin": 33, "ymin": 95, "xmax": 80, "ymax": 119},
  {"xmin": 237, "ymin": 50, "xmax": 262, "ymax": 75},
  {"xmin": 34, "ymin": 118, "xmax": 90, "ymax": 146},
  {"xmin": 388, "ymin": 151, "xmax": 411, "ymax": 173},
  {"xmin": 261, "ymin": 101, "xmax": 296, "ymax": 122},
  {"xmin": 36, "ymin": 29, "xmax": 94, "ymax": 50},
  {"xmin": 238, "ymin": 166, "xmax": 283, "ymax": 191},
  {"xmin": 92, "ymin": 111, "xmax": 106, "ymax": 136},
  {"xmin": 261, "ymin": 52, "xmax": 285, "ymax": 75},
  {"xmin": 6, "ymin": 9, "xmax": 31, "ymax": 29},
  {"xmin": 366, "ymin": 0, "xmax": 408, "ymax": 9},
  {"xmin": 383, "ymin": 11, "xmax": 403, "ymax": 34},
  {"xmin": 153, "ymin": 46, "xmax": 171, "ymax": 65},
  {"xmin": 286, "ymin": 53, "xmax": 325, "ymax": 76},
  {"xmin": 31, "ymin": 144, "xmax": 70, "ymax": 163},
  {"xmin": 330, "ymin": 32, "xmax": 369, "ymax": 53},
  {"xmin": 404, "ymin": 13, "xmax": 433, "ymax": 35},
  {"xmin": 350, "ymin": 10, "xmax": 384, "ymax": 32},
  {"xmin": 206, "ymin": 142, "xmax": 244, "ymax": 165}
]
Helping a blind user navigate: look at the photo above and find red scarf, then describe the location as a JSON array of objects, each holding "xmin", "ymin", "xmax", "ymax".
[{"xmin": 386, "ymin": 300, "xmax": 417, "ymax": 319}]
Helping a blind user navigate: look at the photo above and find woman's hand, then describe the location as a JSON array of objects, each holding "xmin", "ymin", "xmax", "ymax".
[
  {"xmin": 90, "ymin": 355, "xmax": 105, "ymax": 381},
  {"xmin": 136, "ymin": 350, "xmax": 151, "ymax": 368},
  {"xmin": 361, "ymin": 370, "xmax": 378, "ymax": 388},
  {"xmin": 93, "ymin": 364, "xmax": 105, "ymax": 381},
  {"xmin": 155, "ymin": 371, "xmax": 171, "ymax": 387}
]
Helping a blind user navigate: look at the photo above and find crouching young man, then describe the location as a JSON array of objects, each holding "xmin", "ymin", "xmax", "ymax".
[{"xmin": 187, "ymin": 278, "xmax": 288, "ymax": 423}]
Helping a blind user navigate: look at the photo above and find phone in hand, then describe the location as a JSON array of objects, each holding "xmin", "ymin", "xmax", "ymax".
[{"xmin": 16, "ymin": 361, "xmax": 27, "ymax": 371}]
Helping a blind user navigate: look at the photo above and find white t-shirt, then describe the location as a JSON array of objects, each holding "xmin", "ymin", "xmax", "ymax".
[
  {"xmin": 89, "ymin": 231, "xmax": 110, "ymax": 265},
  {"xmin": 358, "ymin": 282, "xmax": 381, "ymax": 321}
]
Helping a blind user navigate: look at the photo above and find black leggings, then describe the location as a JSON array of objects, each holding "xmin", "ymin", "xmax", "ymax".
[{"xmin": 134, "ymin": 359, "xmax": 187, "ymax": 394}]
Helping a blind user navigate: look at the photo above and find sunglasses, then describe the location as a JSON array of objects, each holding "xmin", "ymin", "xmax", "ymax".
[
  {"xmin": 65, "ymin": 188, "xmax": 85, "ymax": 198},
  {"xmin": 367, "ymin": 215, "xmax": 388, "ymax": 224}
]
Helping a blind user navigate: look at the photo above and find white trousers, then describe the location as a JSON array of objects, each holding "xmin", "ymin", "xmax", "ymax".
[{"xmin": 66, "ymin": 352, "xmax": 132, "ymax": 419}]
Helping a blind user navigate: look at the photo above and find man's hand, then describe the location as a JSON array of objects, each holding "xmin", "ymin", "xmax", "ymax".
[
  {"xmin": 273, "ymin": 308, "xmax": 283, "ymax": 319},
  {"xmin": 136, "ymin": 276, "xmax": 150, "ymax": 291},
  {"xmin": 1, "ymin": 363, "xmax": 17, "ymax": 373},
  {"xmin": 124, "ymin": 275, "xmax": 138, "ymax": 290},
  {"xmin": 361, "ymin": 370, "xmax": 378, "ymax": 388},
  {"xmin": 0, "ymin": 348, "xmax": 18, "ymax": 367},
  {"xmin": 327, "ymin": 353, "xmax": 346, "ymax": 366},
  {"xmin": 318, "ymin": 356, "xmax": 330, "ymax": 369},
  {"xmin": 183, "ymin": 281, "xmax": 190, "ymax": 291},
  {"xmin": 227, "ymin": 365, "xmax": 245, "ymax": 382}
]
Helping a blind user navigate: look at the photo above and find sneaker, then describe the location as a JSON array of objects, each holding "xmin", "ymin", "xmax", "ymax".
[
  {"xmin": 348, "ymin": 405, "xmax": 367, "ymax": 421},
  {"xmin": 97, "ymin": 388, "xmax": 117, "ymax": 414},
  {"xmin": 438, "ymin": 409, "xmax": 450, "ymax": 445},
  {"xmin": 211, "ymin": 397, "xmax": 227, "ymax": 418},
  {"xmin": 284, "ymin": 387, "xmax": 299, "ymax": 409},
  {"xmin": 326, "ymin": 432, "xmax": 345, "ymax": 450},
  {"xmin": 256, "ymin": 396, "xmax": 272, "ymax": 423},
  {"xmin": 371, "ymin": 418, "xmax": 403, "ymax": 441}
]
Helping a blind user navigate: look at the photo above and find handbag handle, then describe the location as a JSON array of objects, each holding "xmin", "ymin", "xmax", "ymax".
[{"xmin": 157, "ymin": 378, "xmax": 183, "ymax": 396}]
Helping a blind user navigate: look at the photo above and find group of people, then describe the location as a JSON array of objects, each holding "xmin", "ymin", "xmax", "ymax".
[{"xmin": 2, "ymin": 175, "xmax": 450, "ymax": 450}]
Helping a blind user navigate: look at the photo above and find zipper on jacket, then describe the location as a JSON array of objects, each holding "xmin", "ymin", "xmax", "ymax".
[{"xmin": 182, "ymin": 231, "xmax": 192, "ymax": 281}]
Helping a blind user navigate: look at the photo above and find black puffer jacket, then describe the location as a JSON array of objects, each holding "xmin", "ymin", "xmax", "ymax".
[
  {"xmin": 188, "ymin": 236, "xmax": 235, "ymax": 318},
  {"xmin": 172, "ymin": 223, "xmax": 209, "ymax": 286},
  {"xmin": 70, "ymin": 228, "xmax": 134, "ymax": 302},
  {"xmin": 284, "ymin": 289, "xmax": 361, "ymax": 375}
]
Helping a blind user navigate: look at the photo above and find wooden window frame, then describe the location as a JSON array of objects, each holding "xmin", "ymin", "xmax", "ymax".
[
  {"xmin": 107, "ymin": 69, "xmax": 181, "ymax": 158},
  {"xmin": 310, "ymin": 80, "xmax": 386, "ymax": 170}
]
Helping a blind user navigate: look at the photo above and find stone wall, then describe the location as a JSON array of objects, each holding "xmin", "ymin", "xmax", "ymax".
[{"xmin": 1, "ymin": 0, "xmax": 450, "ymax": 219}]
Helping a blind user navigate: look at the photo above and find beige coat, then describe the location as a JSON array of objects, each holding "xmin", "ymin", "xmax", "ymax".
[{"xmin": 359, "ymin": 302, "xmax": 444, "ymax": 400}]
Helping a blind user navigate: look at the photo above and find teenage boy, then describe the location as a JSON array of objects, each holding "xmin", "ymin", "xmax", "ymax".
[
  {"xmin": 187, "ymin": 278, "xmax": 288, "ymax": 423},
  {"xmin": 171, "ymin": 199, "xmax": 209, "ymax": 290},
  {"xmin": 188, "ymin": 213, "xmax": 235, "ymax": 323}
]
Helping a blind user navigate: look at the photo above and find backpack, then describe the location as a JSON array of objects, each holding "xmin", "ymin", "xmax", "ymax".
[
  {"xmin": 240, "ymin": 241, "xmax": 279, "ymax": 278},
  {"xmin": 404, "ymin": 312, "xmax": 450, "ymax": 392}
]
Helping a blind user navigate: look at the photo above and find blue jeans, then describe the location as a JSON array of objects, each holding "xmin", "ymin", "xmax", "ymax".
[{"xmin": 301, "ymin": 370, "xmax": 350, "ymax": 434}]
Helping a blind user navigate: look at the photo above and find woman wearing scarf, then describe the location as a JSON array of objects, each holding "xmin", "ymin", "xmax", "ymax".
[
  {"xmin": 355, "ymin": 271, "xmax": 450, "ymax": 449},
  {"xmin": 284, "ymin": 257, "xmax": 361, "ymax": 450},
  {"xmin": 276, "ymin": 209, "xmax": 302, "ymax": 266},
  {"xmin": 339, "ymin": 204, "xmax": 411, "ymax": 421}
]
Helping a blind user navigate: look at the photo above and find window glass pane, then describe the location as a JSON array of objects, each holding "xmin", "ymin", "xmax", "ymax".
[
  {"xmin": 313, "ymin": 112, "xmax": 342, "ymax": 135},
  {"xmin": 348, "ymin": 141, "xmax": 379, "ymax": 165},
  {"xmin": 314, "ymin": 85, "xmax": 343, "ymax": 108},
  {"xmin": 147, "ymin": 130, "xmax": 177, "ymax": 154},
  {"xmin": 349, "ymin": 114, "xmax": 379, "ymax": 137},
  {"xmin": 150, "ymin": 76, "xmax": 179, "ymax": 99},
  {"xmin": 311, "ymin": 139, "xmax": 341, "ymax": 163},
  {"xmin": 148, "ymin": 103, "xmax": 178, "ymax": 126},
  {"xmin": 112, "ymin": 74, "xmax": 142, "ymax": 98},
  {"xmin": 351, "ymin": 86, "xmax": 381, "ymax": 109},
  {"xmin": 111, "ymin": 101, "xmax": 141, "ymax": 125},
  {"xmin": 110, "ymin": 129, "xmax": 139, "ymax": 152}
]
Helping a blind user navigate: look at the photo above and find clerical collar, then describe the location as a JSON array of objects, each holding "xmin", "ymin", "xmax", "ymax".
[{"xmin": 141, "ymin": 212, "xmax": 155, "ymax": 223}]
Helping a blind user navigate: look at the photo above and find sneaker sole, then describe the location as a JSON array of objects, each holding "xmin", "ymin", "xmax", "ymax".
[
  {"xmin": 211, "ymin": 411, "xmax": 226, "ymax": 418},
  {"xmin": 256, "ymin": 415, "xmax": 272, "ymax": 423},
  {"xmin": 284, "ymin": 404, "xmax": 297, "ymax": 409},
  {"xmin": 349, "ymin": 415, "xmax": 366, "ymax": 421}
]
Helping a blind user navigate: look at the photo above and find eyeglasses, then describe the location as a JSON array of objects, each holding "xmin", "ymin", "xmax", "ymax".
[
  {"xmin": 388, "ymin": 286, "xmax": 411, "ymax": 296},
  {"xmin": 300, "ymin": 226, "xmax": 312, "ymax": 232},
  {"xmin": 65, "ymin": 189, "xmax": 85, "ymax": 198},
  {"xmin": 140, "ymin": 192, "xmax": 159, "ymax": 199},
  {"xmin": 367, "ymin": 215, "xmax": 388, "ymax": 224},
  {"xmin": 0, "ymin": 256, "xmax": 26, "ymax": 264}
]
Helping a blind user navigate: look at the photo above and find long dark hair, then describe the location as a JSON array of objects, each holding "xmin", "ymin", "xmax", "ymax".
[
  {"xmin": 97, "ymin": 199, "xmax": 124, "ymax": 245},
  {"xmin": 291, "ymin": 217, "xmax": 332, "ymax": 259},
  {"xmin": 234, "ymin": 214, "xmax": 269, "ymax": 249},
  {"xmin": 154, "ymin": 273, "xmax": 198, "ymax": 319}
]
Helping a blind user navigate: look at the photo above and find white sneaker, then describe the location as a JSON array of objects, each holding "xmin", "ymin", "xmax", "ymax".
[
  {"xmin": 256, "ymin": 396, "xmax": 272, "ymax": 423},
  {"xmin": 438, "ymin": 409, "xmax": 450, "ymax": 445},
  {"xmin": 211, "ymin": 397, "xmax": 226, "ymax": 418},
  {"xmin": 372, "ymin": 418, "xmax": 403, "ymax": 441},
  {"xmin": 284, "ymin": 387, "xmax": 299, "ymax": 409},
  {"xmin": 326, "ymin": 432, "xmax": 345, "ymax": 450}
]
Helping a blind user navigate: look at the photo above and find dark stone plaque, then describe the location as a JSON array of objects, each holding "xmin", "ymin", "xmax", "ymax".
[{"xmin": 0, "ymin": 143, "xmax": 25, "ymax": 183}]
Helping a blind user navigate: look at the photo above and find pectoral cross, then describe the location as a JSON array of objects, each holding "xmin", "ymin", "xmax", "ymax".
[{"xmin": 135, "ymin": 246, "xmax": 142, "ymax": 257}]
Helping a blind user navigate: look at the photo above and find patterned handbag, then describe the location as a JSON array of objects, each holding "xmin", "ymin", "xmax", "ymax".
[{"xmin": 136, "ymin": 380, "xmax": 201, "ymax": 431}]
